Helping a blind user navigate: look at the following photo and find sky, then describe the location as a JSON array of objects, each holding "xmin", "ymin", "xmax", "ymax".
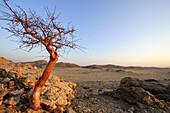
[{"xmin": 0, "ymin": 0, "xmax": 170, "ymax": 67}]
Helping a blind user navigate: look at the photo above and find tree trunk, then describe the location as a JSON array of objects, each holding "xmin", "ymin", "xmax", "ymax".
[{"xmin": 29, "ymin": 58, "xmax": 57, "ymax": 110}]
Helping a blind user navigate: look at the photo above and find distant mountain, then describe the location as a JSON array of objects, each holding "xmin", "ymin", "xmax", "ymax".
[
  {"xmin": 0, "ymin": 57, "xmax": 168, "ymax": 69},
  {"xmin": 54, "ymin": 62, "xmax": 80, "ymax": 68},
  {"xmin": 82, "ymin": 64, "xmax": 166, "ymax": 69},
  {"xmin": 19, "ymin": 60, "xmax": 48, "ymax": 68},
  {"xmin": 19, "ymin": 60, "xmax": 80, "ymax": 68},
  {"xmin": 82, "ymin": 64, "xmax": 124, "ymax": 69}
]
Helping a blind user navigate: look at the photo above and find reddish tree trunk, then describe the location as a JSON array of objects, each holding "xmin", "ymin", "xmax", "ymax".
[{"xmin": 29, "ymin": 58, "xmax": 58, "ymax": 110}]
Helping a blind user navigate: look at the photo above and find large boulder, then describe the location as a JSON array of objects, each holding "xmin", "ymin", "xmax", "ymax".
[
  {"xmin": 120, "ymin": 77, "xmax": 167, "ymax": 95},
  {"xmin": 112, "ymin": 86, "xmax": 164, "ymax": 108},
  {"xmin": 111, "ymin": 77, "xmax": 170, "ymax": 111}
]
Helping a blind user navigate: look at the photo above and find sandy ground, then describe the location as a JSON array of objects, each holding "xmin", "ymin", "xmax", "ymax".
[{"xmin": 52, "ymin": 67, "xmax": 170, "ymax": 86}]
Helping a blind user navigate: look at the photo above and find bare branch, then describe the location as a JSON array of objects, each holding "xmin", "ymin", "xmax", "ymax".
[{"xmin": 0, "ymin": 0, "xmax": 83, "ymax": 60}]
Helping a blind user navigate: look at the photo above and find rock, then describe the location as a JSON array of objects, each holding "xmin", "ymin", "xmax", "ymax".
[
  {"xmin": 39, "ymin": 75, "xmax": 77, "ymax": 111},
  {"xmin": 40, "ymin": 98, "xmax": 57, "ymax": 112},
  {"xmin": 0, "ymin": 58, "xmax": 77, "ymax": 112},
  {"xmin": 0, "ymin": 68, "xmax": 7, "ymax": 77},
  {"xmin": 155, "ymin": 94, "xmax": 170, "ymax": 102},
  {"xmin": 3, "ymin": 96, "xmax": 20, "ymax": 106},
  {"xmin": 55, "ymin": 96, "xmax": 68, "ymax": 106},
  {"xmin": 9, "ymin": 90, "xmax": 22, "ymax": 96},
  {"xmin": 120, "ymin": 77, "xmax": 167, "ymax": 95},
  {"xmin": 34, "ymin": 66, "xmax": 38, "ymax": 70},
  {"xmin": 53, "ymin": 107, "xmax": 64, "ymax": 113},
  {"xmin": 25, "ymin": 108, "xmax": 50, "ymax": 113},
  {"xmin": 144, "ymin": 79, "xmax": 158, "ymax": 82},
  {"xmin": 167, "ymin": 84, "xmax": 170, "ymax": 94},
  {"xmin": 112, "ymin": 87, "xmax": 164, "ymax": 108},
  {"xmin": 0, "ymin": 88, "xmax": 8, "ymax": 100},
  {"xmin": 127, "ymin": 107, "xmax": 135, "ymax": 113},
  {"xmin": 7, "ymin": 72, "xmax": 17, "ymax": 79},
  {"xmin": 115, "ymin": 109, "xmax": 124, "ymax": 113},
  {"xmin": 75, "ymin": 86, "xmax": 88, "ymax": 99},
  {"xmin": 67, "ymin": 107, "xmax": 76, "ymax": 113},
  {"xmin": 22, "ymin": 76, "xmax": 36, "ymax": 89},
  {"xmin": 98, "ymin": 89, "xmax": 113, "ymax": 94},
  {"xmin": 1, "ymin": 77, "xmax": 10, "ymax": 84},
  {"xmin": 0, "ymin": 83, "xmax": 4, "ymax": 89},
  {"xmin": 0, "ymin": 101, "xmax": 2, "ymax": 105},
  {"xmin": 8, "ymin": 81, "xmax": 16, "ymax": 89}
]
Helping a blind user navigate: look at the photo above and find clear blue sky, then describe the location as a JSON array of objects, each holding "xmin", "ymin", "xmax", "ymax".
[{"xmin": 0, "ymin": 0, "xmax": 170, "ymax": 67}]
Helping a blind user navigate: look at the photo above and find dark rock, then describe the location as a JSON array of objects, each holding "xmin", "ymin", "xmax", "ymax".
[
  {"xmin": 67, "ymin": 107, "xmax": 76, "ymax": 113},
  {"xmin": 144, "ymin": 79, "xmax": 158, "ymax": 82},
  {"xmin": 53, "ymin": 107, "xmax": 64, "ymax": 113},
  {"xmin": 0, "ymin": 88, "xmax": 8, "ymax": 100},
  {"xmin": 7, "ymin": 72, "xmax": 17, "ymax": 79},
  {"xmin": 0, "ymin": 68, "xmax": 7, "ymax": 77},
  {"xmin": 41, "ymin": 98, "xmax": 57, "ymax": 112},
  {"xmin": 3, "ymin": 96, "xmax": 20, "ymax": 106},
  {"xmin": 112, "ymin": 87, "xmax": 164, "ymax": 108},
  {"xmin": 75, "ymin": 86, "xmax": 88, "ymax": 99},
  {"xmin": 155, "ymin": 94, "xmax": 170, "ymax": 102},
  {"xmin": 167, "ymin": 84, "xmax": 170, "ymax": 94},
  {"xmin": 120, "ymin": 77, "xmax": 167, "ymax": 95},
  {"xmin": 120, "ymin": 77, "xmax": 141, "ymax": 87},
  {"xmin": 9, "ymin": 90, "xmax": 22, "ymax": 96},
  {"xmin": 1, "ymin": 77, "xmax": 10, "ymax": 84},
  {"xmin": 8, "ymin": 81, "xmax": 16, "ymax": 89},
  {"xmin": 25, "ymin": 108, "xmax": 50, "ymax": 113}
]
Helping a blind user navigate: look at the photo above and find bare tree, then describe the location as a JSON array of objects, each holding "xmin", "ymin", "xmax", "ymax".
[{"xmin": 0, "ymin": 0, "xmax": 81, "ymax": 110}]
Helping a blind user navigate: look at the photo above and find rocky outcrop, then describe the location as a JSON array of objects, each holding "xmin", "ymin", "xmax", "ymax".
[
  {"xmin": 0, "ymin": 59, "xmax": 77, "ymax": 112},
  {"xmin": 120, "ymin": 77, "xmax": 168, "ymax": 95},
  {"xmin": 112, "ymin": 87, "xmax": 164, "ymax": 108},
  {"xmin": 111, "ymin": 77, "xmax": 170, "ymax": 111}
]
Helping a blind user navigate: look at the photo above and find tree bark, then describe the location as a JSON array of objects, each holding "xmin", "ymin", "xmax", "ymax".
[{"xmin": 29, "ymin": 58, "xmax": 58, "ymax": 110}]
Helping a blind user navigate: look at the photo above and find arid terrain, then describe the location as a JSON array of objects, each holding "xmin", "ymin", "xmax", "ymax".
[{"xmin": 0, "ymin": 57, "xmax": 170, "ymax": 113}]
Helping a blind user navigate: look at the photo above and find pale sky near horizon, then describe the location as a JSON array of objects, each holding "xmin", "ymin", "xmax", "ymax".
[{"xmin": 0, "ymin": 0, "xmax": 170, "ymax": 67}]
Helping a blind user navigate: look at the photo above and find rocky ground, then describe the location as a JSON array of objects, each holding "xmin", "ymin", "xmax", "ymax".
[{"xmin": 0, "ymin": 57, "xmax": 170, "ymax": 113}]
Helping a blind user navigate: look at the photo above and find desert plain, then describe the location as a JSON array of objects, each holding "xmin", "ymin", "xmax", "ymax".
[{"xmin": 0, "ymin": 57, "xmax": 170, "ymax": 113}]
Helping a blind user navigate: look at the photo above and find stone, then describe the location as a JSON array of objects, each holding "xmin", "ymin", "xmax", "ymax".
[
  {"xmin": 9, "ymin": 90, "xmax": 22, "ymax": 96},
  {"xmin": 40, "ymin": 98, "xmax": 57, "ymax": 112},
  {"xmin": 0, "ymin": 68, "xmax": 7, "ymax": 77},
  {"xmin": 8, "ymin": 81, "xmax": 16, "ymax": 89},
  {"xmin": 0, "ymin": 60, "xmax": 77, "ymax": 112},
  {"xmin": 4, "ymin": 96, "xmax": 20, "ymax": 106},
  {"xmin": 112, "ymin": 87, "xmax": 164, "ymax": 108},
  {"xmin": 25, "ymin": 108, "xmax": 50, "ymax": 113},
  {"xmin": 120, "ymin": 77, "xmax": 167, "ymax": 95},
  {"xmin": 55, "ymin": 96, "xmax": 68, "ymax": 106},
  {"xmin": 127, "ymin": 107, "xmax": 135, "ymax": 113},
  {"xmin": 167, "ymin": 84, "xmax": 170, "ymax": 94},
  {"xmin": 0, "ymin": 83, "xmax": 4, "ymax": 89},
  {"xmin": 7, "ymin": 72, "xmax": 17, "ymax": 79},
  {"xmin": 0, "ymin": 101, "xmax": 3, "ymax": 105},
  {"xmin": 75, "ymin": 86, "xmax": 88, "ymax": 99},
  {"xmin": 1, "ymin": 77, "xmax": 10, "ymax": 84},
  {"xmin": 155, "ymin": 94, "xmax": 170, "ymax": 102},
  {"xmin": 67, "ymin": 107, "xmax": 76, "ymax": 113},
  {"xmin": 53, "ymin": 107, "xmax": 64, "ymax": 113},
  {"xmin": 22, "ymin": 76, "xmax": 36, "ymax": 89},
  {"xmin": 0, "ymin": 88, "xmax": 8, "ymax": 100}
]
